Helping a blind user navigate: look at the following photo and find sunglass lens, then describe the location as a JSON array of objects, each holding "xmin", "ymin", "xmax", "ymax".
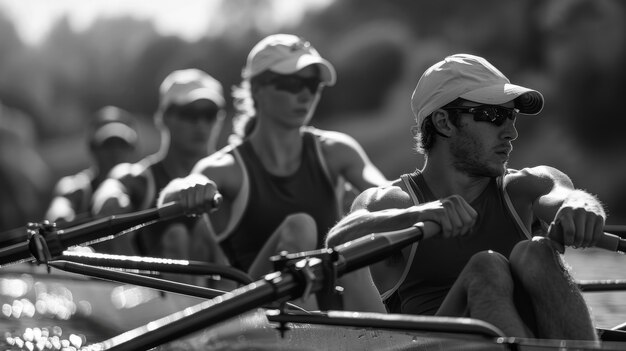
[
  {"xmin": 178, "ymin": 106, "xmax": 219, "ymax": 123},
  {"xmin": 473, "ymin": 107, "xmax": 516, "ymax": 126},
  {"xmin": 270, "ymin": 76, "xmax": 320, "ymax": 94}
]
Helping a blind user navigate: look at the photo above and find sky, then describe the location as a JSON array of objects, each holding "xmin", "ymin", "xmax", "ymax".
[{"xmin": 0, "ymin": 0, "xmax": 332, "ymax": 45}]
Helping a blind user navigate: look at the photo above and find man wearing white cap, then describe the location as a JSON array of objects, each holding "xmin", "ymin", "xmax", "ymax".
[
  {"xmin": 45, "ymin": 106, "xmax": 139, "ymax": 224},
  {"xmin": 158, "ymin": 34, "xmax": 388, "ymax": 307},
  {"xmin": 92, "ymin": 69, "xmax": 226, "ymax": 266},
  {"xmin": 325, "ymin": 54, "xmax": 604, "ymax": 340}
]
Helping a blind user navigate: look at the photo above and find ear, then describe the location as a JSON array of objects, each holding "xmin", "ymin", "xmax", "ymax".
[{"xmin": 432, "ymin": 109, "xmax": 454, "ymax": 138}]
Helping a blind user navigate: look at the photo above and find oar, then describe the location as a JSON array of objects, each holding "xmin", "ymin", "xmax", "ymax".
[
  {"xmin": 605, "ymin": 225, "xmax": 626, "ymax": 238},
  {"xmin": 59, "ymin": 250, "xmax": 253, "ymax": 285},
  {"xmin": 577, "ymin": 279, "xmax": 626, "ymax": 292},
  {"xmin": 0, "ymin": 198, "xmax": 220, "ymax": 266}
]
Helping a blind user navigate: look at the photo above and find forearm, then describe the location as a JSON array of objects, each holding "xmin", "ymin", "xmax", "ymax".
[
  {"xmin": 45, "ymin": 197, "xmax": 77, "ymax": 223},
  {"xmin": 559, "ymin": 190, "xmax": 606, "ymax": 219},
  {"xmin": 92, "ymin": 180, "xmax": 132, "ymax": 217},
  {"xmin": 157, "ymin": 173, "xmax": 214, "ymax": 206},
  {"xmin": 326, "ymin": 207, "xmax": 421, "ymax": 247}
]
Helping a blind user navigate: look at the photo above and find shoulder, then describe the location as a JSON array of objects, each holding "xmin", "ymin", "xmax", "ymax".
[
  {"xmin": 306, "ymin": 127, "xmax": 369, "ymax": 170},
  {"xmin": 306, "ymin": 127, "xmax": 362, "ymax": 151},
  {"xmin": 192, "ymin": 144, "xmax": 239, "ymax": 174},
  {"xmin": 53, "ymin": 170, "xmax": 92, "ymax": 196},
  {"xmin": 352, "ymin": 179, "xmax": 412, "ymax": 212},
  {"xmin": 107, "ymin": 161, "xmax": 150, "ymax": 188},
  {"xmin": 108, "ymin": 161, "xmax": 148, "ymax": 180},
  {"xmin": 191, "ymin": 144, "xmax": 243, "ymax": 194},
  {"xmin": 504, "ymin": 166, "xmax": 573, "ymax": 199}
]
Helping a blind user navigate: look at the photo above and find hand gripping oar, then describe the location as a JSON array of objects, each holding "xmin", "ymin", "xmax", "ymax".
[
  {"xmin": 0, "ymin": 195, "xmax": 221, "ymax": 267},
  {"xmin": 549, "ymin": 226, "xmax": 626, "ymax": 254}
]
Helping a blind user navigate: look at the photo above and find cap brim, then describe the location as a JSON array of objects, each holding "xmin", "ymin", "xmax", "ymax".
[
  {"xmin": 460, "ymin": 83, "xmax": 544, "ymax": 115},
  {"xmin": 170, "ymin": 88, "xmax": 225, "ymax": 108},
  {"xmin": 271, "ymin": 54, "xmax": 337, "ymax": 86},
  {"xmin": 92, "ymin": 122, "xmax": 138, "ymax": 145}
]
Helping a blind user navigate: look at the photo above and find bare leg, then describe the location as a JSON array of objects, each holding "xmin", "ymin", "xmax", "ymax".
[
  {"xmin": 247, "ymin": 213, "xmax": 319, "ymax": 310},
  {"xmin": 187, "ymin": 217, "xmax": 239, "ymax": 290},
  {"xmin": 248, "ymin": 213, "xmax": 318, "ymax": 279},
  {"xmin": 189, "ymin": 216, "xmax": 231, "ymax": 266},
  {"xmin": 336, "ymin": 268, "xmax": 386, "ymax": 313},
  {"xmin": 436, "ymin": 250, "xmax": 534, "ymax": 338},
  {"xmin": 158, "ymin": 223, "xmax": 196, "ymax": 284},
  {"xmin": 510, "ymin": 237, "xmax": 598, "ymax": 341}
]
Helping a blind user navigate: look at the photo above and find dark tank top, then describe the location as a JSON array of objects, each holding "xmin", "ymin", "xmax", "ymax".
[
  {"xmin": 386, "ymin": 170, "xmax": 528, "ymax": 315},
  {"xmin": 134, "ymin": 161, "xmax": 197, "ymax": 257},
  {"xmin": 220, "ymin": 131, "xmax": 339, "ymax": 271}
]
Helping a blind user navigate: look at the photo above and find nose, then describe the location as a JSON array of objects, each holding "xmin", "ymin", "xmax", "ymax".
[
  {"xmin": 501, "ymin": 118, "xmax": 518, "ymax": 141},
  {"xmin": 296, "ymin": 87, "xmax": 315, "ymax": 102}
]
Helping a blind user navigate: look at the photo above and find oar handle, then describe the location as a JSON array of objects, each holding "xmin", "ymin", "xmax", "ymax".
[
  {"xmin": 406, "ymin": 222, "xmax": 624, "ymax": 252},
  {"xmin": 157, "ymin": 194, "xmax": 222, "ymax": 220},
  {"xmin": 412, "ymin": 222, "xmax": 625, "ymax": 253},
  {"xmin": 596, "ymin": 232, "xmax": 625, "ymax": 253}
]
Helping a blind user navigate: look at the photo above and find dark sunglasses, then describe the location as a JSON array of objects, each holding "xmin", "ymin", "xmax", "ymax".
[
  {"xmin": 444, "ymin": 105, "xmax": 518, "ymax": 126},
  {"xmin": 267, "ymin": 75, "xmax": 322, "ymax": 94},
  {"xmin": 170, "ymin": 104, "xmax": 220, "ymax": 124}
]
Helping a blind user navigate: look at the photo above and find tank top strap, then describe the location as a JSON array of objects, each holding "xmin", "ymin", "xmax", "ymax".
[
  {"xmin": 215, "ymin": 144, "xmax": 250, "ymax": 242},
  {"xmin": 381, "ymin": 170, "xmax": 425, "ymax": 304},
  {"xmin": 498, "ymin": 173, "xmax": 533, "ymax": 240},
  {"xmin": 304, "ymin": 128, "xmax": 334, "ymax": 187}
]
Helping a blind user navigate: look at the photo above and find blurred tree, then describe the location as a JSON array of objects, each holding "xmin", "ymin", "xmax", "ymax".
[
  {"xmin": 541, "ymin": 0, "xmax": 626, "ymax": 150},
  {"xmin": 125, "ymin": 35, "xmax": 188, "ymax": 115},
  {"xmin": 316, "ymin": 21, "xmax": 408, "ymax": 118},
  {"xmin": 0, "ymin": 104, "xmax": 53, "ymax": 231},
  {"xmin": 78, "ymin": 16, "xmax": 156, "ymax": 113},
  {"xmin": 0, "ymin": 11, "xmax": 22, "ymax": 67}
]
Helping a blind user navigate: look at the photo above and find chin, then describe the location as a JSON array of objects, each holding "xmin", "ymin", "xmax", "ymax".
[{"xmin": 478, "ymin": 163, "xmax": 506, "ymax": 178}]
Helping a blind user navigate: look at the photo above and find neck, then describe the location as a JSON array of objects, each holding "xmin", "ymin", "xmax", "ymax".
[
  {"xmin": 161, "ymin": 147, "xmax": 207, "ymax": 179},
  {"xmin": 248, "ymin": 122, "xmax": 304, "ymax": 176},
  {"xmin": 421, "ymin": 158, "xmax": 491, "ymax": 203}
]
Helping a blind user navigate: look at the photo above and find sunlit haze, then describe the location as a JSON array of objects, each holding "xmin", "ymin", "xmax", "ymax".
[{"xmin": 0, "ymin": 0, "xmax": 333, "ymax": 45}]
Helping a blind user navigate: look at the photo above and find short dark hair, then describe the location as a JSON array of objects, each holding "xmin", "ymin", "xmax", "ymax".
[{"xmin": 415, "ymin": 98, "xmax": 465, "ymax": 154}]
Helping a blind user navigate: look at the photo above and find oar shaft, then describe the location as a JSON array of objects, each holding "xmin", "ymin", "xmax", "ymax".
[
  {"xmin": 577, "ymin": 279, "xmax": 626, "ymax": 292},
  {"xmin": 605, "ymin": 225, "xmax": 626, "ymax": 238}
]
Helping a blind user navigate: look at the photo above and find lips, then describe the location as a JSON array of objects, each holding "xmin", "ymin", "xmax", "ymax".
[
  {"xmin": 494, "ymin": 145, "xmax": 512, "ymax": 157},
  {"xmin": 294, "ymin": 107, "xmax": 309, "ymax": 115}
]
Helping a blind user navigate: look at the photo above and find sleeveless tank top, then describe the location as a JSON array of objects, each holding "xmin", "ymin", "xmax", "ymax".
[
  {"xmin": 383, "ymin": 170, "xmax": 532, "ymax": 315},
  {"xmin": 134, "ymin": 160, "xmax": 197, "ymax": 257},
  {"xmin": 219, "ymin": 130, "xmax": 339, "ymax": 271}
]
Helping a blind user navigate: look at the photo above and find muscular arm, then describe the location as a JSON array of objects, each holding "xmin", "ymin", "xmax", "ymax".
[
  {"xmin": 318, "ymin": 130, "xmax": 389, "ymax": 192},
  {"xmin": 45, "ymin": 173, "xmax": 91, "ymax": 223},
  {"xmin": 92, "ymin": 162, "xmax": 146, "ymax": 216},
  {"xmin": 327, "ymin": 182, "xmax": 477, "ymax": 248},
  {"xmin": 326, "ymin": 184, "xmax": 416, "ymax": 247},
  {"xmin": 158, "ymin": 149, "xmax": 240, "ymax": 222},
  {"xmin": 508, "ymin": 166, "xmax": 606, "ymax": 249},
  {"xmin": 90, "ymin": 162, "xmax": 146, "ymax": 254}
]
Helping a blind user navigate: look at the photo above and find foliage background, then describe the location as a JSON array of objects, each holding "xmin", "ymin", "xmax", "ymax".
[{"xmin": 1, "ymin": 0, "xmax": 625, "ymax": 232}]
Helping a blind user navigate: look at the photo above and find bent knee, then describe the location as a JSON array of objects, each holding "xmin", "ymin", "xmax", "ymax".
[
  {"xmin": 276, "ymin": 213, "xmax": 318, "ymax": 252},
  {"xmin": 464, "ymin": 250, "xmax": 514, "ymax": 294},
  {"xmin": 161, "ymin": 223, "xmax": 190, "ymax": 254},
  {"xmin": 510, "ymin": 238, "xmax": 565, "ymax": 278}
]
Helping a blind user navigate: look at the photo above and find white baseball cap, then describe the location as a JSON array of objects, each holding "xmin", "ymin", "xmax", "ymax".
[
  {"xmin": 242, "ymin": 34, "xmax": 336, "ymax": 86},
  {"xmin": 159, "ymin": 68, "xmax": 225, "ymax": 109},
  {"xmin": 411, "ymin": 54, "xmax": 544, "ymax": 128},
  {"xmin": 90, "ymin": 106, "xmax": 138, "ymax": 146}
]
